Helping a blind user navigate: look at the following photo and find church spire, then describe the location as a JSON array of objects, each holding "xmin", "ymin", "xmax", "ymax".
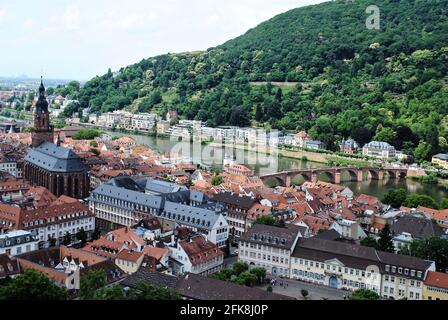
[{"xmin": 39, "ymin": 76, "xmax": 45, "ymax": 96}]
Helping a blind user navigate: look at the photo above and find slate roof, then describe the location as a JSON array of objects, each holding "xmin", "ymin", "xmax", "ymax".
[
  {"xmin": 120, "ymin": 270, "xmax": 294, "ymax": 300},
  {"xmin": 292, "ymin": 238, "xmax": 433, "ymax": 277},
  {"xmin": 145, "ymin": 179, "xmax": 187, "ymax": 195},
  {"xmin": 391, "ymin": 215, "xmax": 445, "ymax": 240},
  {"xmin": 24, "ymin": 142, "xmax": 87, "ymax": 173},
  {"xmin": 160, "ymin": 201, "xmax": 222, "ymax": 230},
  {"xmin": 213, "ymin": 192, "xmax": 256, "ymax": 210},
  {"xmin": 0, "ymin": 230, "xmax": 36, "ymax": 249},
  {"xmin": 178, "ymin": 273, "xmax": 295, "ymax": 300},
  {"xmin": 433, "ymin": 153, "xmax": 448, "ymax": 160},
  {"xmin": 90, "ymin": 183, "xmax": 163, "ymax": 210},
  {"xmin": 121, "ymin": 269, "xmax": 179, "ymax": 289},
  {"xmin": 241, "ymin": 223, "xmax": 303, "ymax": 250}
]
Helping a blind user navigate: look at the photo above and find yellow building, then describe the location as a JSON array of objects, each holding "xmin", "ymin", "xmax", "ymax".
[
  {"xmin": 115, "ymin": 250, "xmax": 144, "ymax": 275},
  {"xmin": 423, "ymin": 272, "xmax": 448, "ymax": 300},
  {"xmin": 432, "ymin": 154, "xmax": 448, "ymax": 170}
]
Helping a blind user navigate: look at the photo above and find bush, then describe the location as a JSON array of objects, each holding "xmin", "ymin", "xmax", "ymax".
[{"xmin": 73, "ymin": 129, "xmax": 102, "ymax": 140}]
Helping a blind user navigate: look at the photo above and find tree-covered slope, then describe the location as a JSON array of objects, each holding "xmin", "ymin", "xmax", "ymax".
[{"xmin": 61, "ymin": 0, "xmax": 448, "ymax": 161}]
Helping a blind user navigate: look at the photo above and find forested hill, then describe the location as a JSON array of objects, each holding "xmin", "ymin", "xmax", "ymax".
[{"xmin": 60, "ymin": 0, "xmax": 448, "ymax": 161}]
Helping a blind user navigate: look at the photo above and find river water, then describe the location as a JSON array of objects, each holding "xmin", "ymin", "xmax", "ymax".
[{"xmin": 110, "ymin": 132, "xmax": 447, "ymax": 203}]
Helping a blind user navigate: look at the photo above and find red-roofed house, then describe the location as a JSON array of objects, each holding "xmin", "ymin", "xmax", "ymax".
[
  {"xmin": 170, "ymin": 235, "xmax": 223, "ymax": 276},
  {"xmin": 423, "ymin": 271, "xmax": 448, "ymax": 300},
  {"xmin": 115, "ymin": 249, "xmax": 145, "ymax": 274}
]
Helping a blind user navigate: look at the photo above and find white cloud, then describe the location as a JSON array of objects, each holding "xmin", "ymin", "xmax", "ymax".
[
  {"xmin": 0, "ymin": 0, "xmax": 327, "ymax": 79},
  {"xmin": 22, "ymin": 19, "xmax": 35, "ymax": 30},
  {"xmin": 63, "ymin": 5, "xmax": 81, "ymax": 30},
  {"xmin": 0, "ymin": 8, "xmax": 7, "ymax": 24},
  {"xmin": 204, "ymin": 14, "xmax": 220, "ymax": 26}
]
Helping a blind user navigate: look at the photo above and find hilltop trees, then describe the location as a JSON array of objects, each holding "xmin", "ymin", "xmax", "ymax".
[{"xmin": 55, "ymin": 0, "xmax": 447, "ymax": 158}]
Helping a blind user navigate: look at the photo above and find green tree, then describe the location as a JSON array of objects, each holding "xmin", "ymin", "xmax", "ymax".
[
  {"xmin": 403, "ymin": 194, "xmax": 438, "ymax": 209},
  {"xmin": 211, "ymin": 175, "xmax": 223, "ymax": 186},
  {"xmin": 128, "ymin": 283, "xmax": 181, "ymax": 300},
  {"xmin": 91, "ymin": 228, "xmax": 101, "ymax": 241},
  {"xmin": 401, "ymin": 237, "xmax": 448, "ymax": 273},
  {"xmin": 80, "ymin": 270, "xmax": 106, "ymax": 300},
  {"xmin": 232, "ymin": 262, "xmax": 249, "ymax": 276},
  {"xmin": 48, "ymin": 236, "xmax": 57, "ymax": 247},
  {"xmin": 377, "ymin": 224, "xmax": 395, "ymax": 253},
  {"xmin": 360, "ymin": 236, "xmax": 378, "ymax": 249},
  {"xmin": 374, "ymin": 125, "xmax": 395, "ymax": 144},
  {"xmin": 0, "ymin": 269, "xmax": 67, "ymax": 300},
  {"xmin": 76, "ymin": 228, "xmax": 88, "ymax": 245},
  {"xmin": 62, "ymin": 232, "xmax": 72, "ymax": 246},
  {"xmin": 73, "ymin": 129, "xmax": 102, "ymax": 140},
  {"xmin": 441, "ymin": 198, "xmax": 448, "ymax": 210},
  {"xmin": 350, "ymin": 289, "xmax": 379, "ymax": 300},
  {"xmin": 235, "ymin": 272, "xmax": 258, "ymax": 287},
  {"xmin": 250, "ymin": 267, "xmax": 267, "ymax": 284},
  {"xmin": 253, "ymin": 215, "xmax": 284, "ymax": 228},
  {"xmin": 414, "ymin": 141, "xmax": 432, "ymax": 162},
  {"xmin": 93, "ymin": 285, "xmax": 126, "ymax": 300},
  {"xmin": 300, "ymin": 289, "xmax": 309, "ymax": 299},
  {"xmin": 90, "ymin": 148, "xmax": 100, "ymax": 156},
  {"xmin": 382, "ymin": 188, "xmax": 407, "ymax": 209}
]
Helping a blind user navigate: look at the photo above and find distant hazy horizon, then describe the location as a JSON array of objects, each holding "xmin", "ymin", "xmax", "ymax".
[{"xmin": 0, "ymin": 0, "xmax": 326, "ymax": 81}]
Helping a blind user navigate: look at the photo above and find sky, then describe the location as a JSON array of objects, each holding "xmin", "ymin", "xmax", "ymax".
[{"xmin": 0, "ymin": 0, "xmax": 327, "ymax": 80}]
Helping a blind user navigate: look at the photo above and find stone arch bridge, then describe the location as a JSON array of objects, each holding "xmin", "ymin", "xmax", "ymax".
[{"xmin": 260, "ymin": 167, "xmax": 409, "ymax": 187}]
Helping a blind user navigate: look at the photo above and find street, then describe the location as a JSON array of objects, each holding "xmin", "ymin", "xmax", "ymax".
[{"xmin": 260, "ymin": 277, "xmax": 348, "ymax": 300}]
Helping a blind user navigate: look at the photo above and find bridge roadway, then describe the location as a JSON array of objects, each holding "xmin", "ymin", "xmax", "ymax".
[{"xmin": 260, "ymin": 166, "xmax": 409, "ymax": 187}]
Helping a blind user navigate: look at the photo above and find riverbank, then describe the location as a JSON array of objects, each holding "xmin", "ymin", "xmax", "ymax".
[{"xmin": 208, "ymin": 142, "xmax": 373, "ymax": 167}]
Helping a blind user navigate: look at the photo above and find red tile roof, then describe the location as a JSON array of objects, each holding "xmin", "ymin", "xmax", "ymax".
[
  {"xmin": 425, "ymin": 271, "xmax": 448, "ymax": 289},
  {"xmin": 179, "ymin": 235, "xmax": 223, "ymax": 267}
]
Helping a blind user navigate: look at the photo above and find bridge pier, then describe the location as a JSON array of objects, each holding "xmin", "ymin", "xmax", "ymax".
[
  {"xmin": 311, "ymin": 173, "xmax": 318, "ymax": 184},
  {"xmin": 334, "ymin": 172, "xmax": 341, "ymax": 185},
  {"xmin": 285, "ymin": 175, "xmax": 292, "ymax": 188},
  {"xmin": 378, "ymin": 171, "xmax": 384, "ymax": 180},
  {"xmin": 357, "ymin": 171, "xmax": 364, "ymax": 182}
]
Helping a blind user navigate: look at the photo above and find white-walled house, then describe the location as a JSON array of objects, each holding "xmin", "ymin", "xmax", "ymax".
[{"xmin": 0, "ymin": 230, "xmax": 39, "ymax": 256}]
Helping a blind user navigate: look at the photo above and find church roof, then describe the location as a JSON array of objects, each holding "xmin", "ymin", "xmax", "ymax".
[{"xmin": 24, "ymin": 141, "xmax": 87, "ymax": 173}]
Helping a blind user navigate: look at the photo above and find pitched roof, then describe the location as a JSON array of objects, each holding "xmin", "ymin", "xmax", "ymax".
[
  {"xmin": 424, "ymin": 271, "xmax": 448, "ymax": 289},
  {"xmin": 120, "ymin": 269, "xmax": 179, "ymax": 289},
  {"xmin": 241, "ymin": 223, "xmax": 303, "ymax": 250},
  {"xmin": 143, "ymin": 246, "xmax": 168, "ymax": 261},
  {"xmin": 213, "ymin": 192, "xmax": 256, "ymax": 210},
  {"xmin": 24, "ymin": 141, "xmax": 87, "ymax": 173},
  {"xmin": 391, "ymin": 215, "xmax": 445, "ymax": 239},
  {"xmin": 293, "ymin": 237, "xmax": 433, "ymax": 274},
  {"xmin": 0, "ymin": 254, "xmax": 20, "ymax": 278},
  {"xmin": 116, "ymin": 250, "xmax": 144, "ymax": 263},
  {"xmin": 108, "ymin": 227, "xmax": 145, "ymax": 246},
  {"xmin": 179, "ymin": 235, "xmax": 223, "ymax": 266},
  {"xmin": 178, "ymin": 273, "xmax": 294, "ymax": 300},
  {"xmin": 121, "ymin": 270, "xmax": 294, "ymax": 300}
]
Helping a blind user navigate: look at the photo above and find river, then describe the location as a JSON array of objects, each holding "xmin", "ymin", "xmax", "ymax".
[{"xmin": 110, "ymin": 132, "xmax": 447, "ymax": 203}]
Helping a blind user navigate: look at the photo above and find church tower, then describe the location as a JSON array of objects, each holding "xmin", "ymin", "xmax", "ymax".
[{"xmin": 31, "ymin": 78, "xmax": 54, "ymax": 147}]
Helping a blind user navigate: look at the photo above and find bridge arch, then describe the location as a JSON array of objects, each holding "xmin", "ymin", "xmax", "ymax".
[
  {"xmin": 262, "ymin": 176, "xmax": 286, "ymax": 188},
  {"xmin": 290, "ymin": 172, "xmax": 312, "ymax": 184},
  {"xmin": 317, "ymin": 170, "xmax": 336, "ymax": 184},
  {"xmin": 384, "ymin": 170, "xmax": 398, "ymax": 179},
  {"xmin": 365, "ymin": 169, "xmax": 379, "ymax": 180},
  {"xmin": 340, "ymin": 169, "xmax": 360, "ymax": 182}
]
